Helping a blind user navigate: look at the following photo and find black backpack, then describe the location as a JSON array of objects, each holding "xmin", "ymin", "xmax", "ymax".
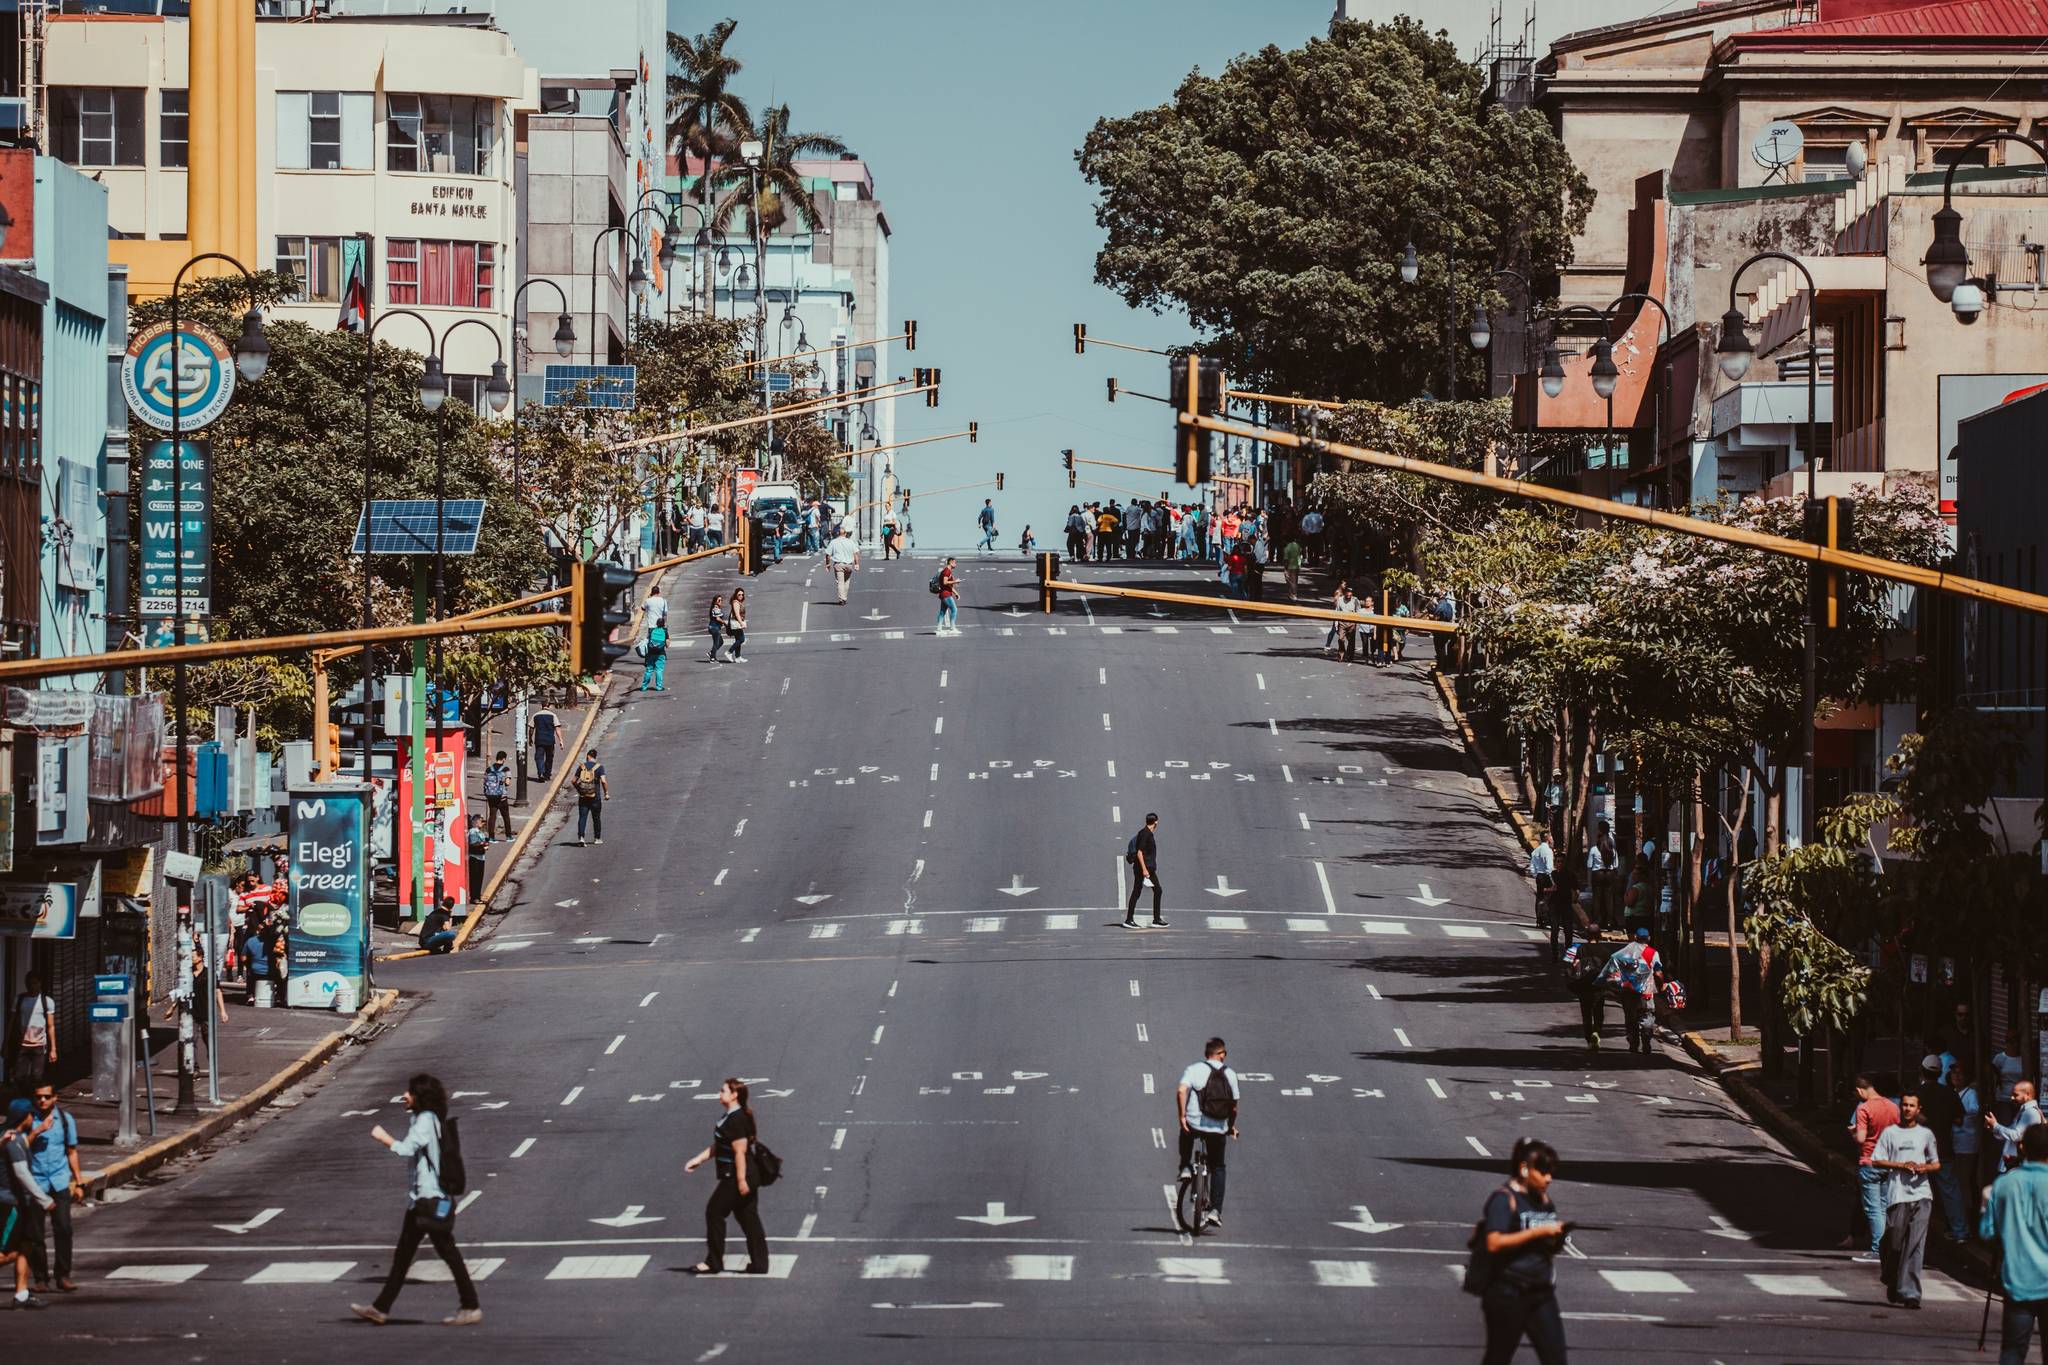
[
  {"xmin": 434, "ymin": 1114, "xmax": 468, "ymax": 1196},
  {"xmin": 928, "ymin": 571, "xmax": 944, "ymax": 595},
  {"xmin": 1197, "ymin": 1063, "xmax": 1236, "ymax": 1121},
  {"xmin": 1125, "ymin": 832, "xmax": 1140, "ymax": 865}
]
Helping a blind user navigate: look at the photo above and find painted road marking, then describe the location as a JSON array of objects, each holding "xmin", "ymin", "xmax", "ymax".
[
  {"xmin": 1207, "ymin": 915, "xmax": 1247, "ymax": 931},
  {"xmin": 1045, "ymin": 914, "xmax": 1079, "ymax": 930},
  {"xmin": 872, "ymin": 1025, "xmax": 886, "ymax": 1045},
  {"xmin": 1364, "ymin": 921, "xmax": 1410, "ymax": 935},
  {"xmin": 1129, "ymin": 979, "xmax": 1141, "ymax": 997},
  {"xmin": 109, "ymin": 1264, "xmax": 206, "ymax": 1284},
  {"xmin": 245, "ymin": 1261, "xmax": 353, "ymax": 1284},
  {"xmin": 809, "ymin": 924, "xmax": 844, "ymax": 939},
  {"xmin": 713, "ymin": 868, "xmax": 729, "ymax": 887},
  {"xmin": 411, "ymin": 1255, "xmax": 502, "ymax": 1283},
  {"xmin": 832, "ymin": 1128, "xmax": 847, "ymax": 1151},
  {"xmin": 1747, "ymin": 1274, "xmax": 1842, "ymax": 1297},
  {"xmin": 1310, "ymin": 1261, "xmax": 1377, "ymax": 1288},
  {"xmin": 639, "ymin": 992, "xmax": 659, "ymax": 1008},
  {"xmin": 560, "ymin": 1087, "xmax": 583, "ymax": 1106},
  {"xmin": 1103, "ymin": 713, "xmax": 1113, "ymax": 731},
  {"xmin": 967, "ymin": 917, "xmax": 1004, "ymax": 933},
  {"xmin": 1314, "ymin": 862, "xmax": 1336, "ymax": 915},
  {"xmin": 934, "ymin": 717, "xmax": 944, "ymax": 735},
  {"xmin": 548, "ymin": 1255, "xmax": 651, "ymax": 1280},
  {"xmin": 1297, "ymin": 812, "xmax": 1311, "ymax": 830},
  {"xmin": 886, "ymin": 919, "xmax": 924, "ymax": 935},
  {"xmin": 741, "ymin": 928, "xmax": 761, "ymax": 943},
  {"xmin": 1466, "ymin": 1136, "xmax": 1491, "ymax": 1157},
  {"xmin": 862, "ymin": 1255, "xmax": 931, "ymax": 1279},
  {"xmin": 1136, "ymin": 1023, "xmax": 1149, "ymax": 1042},
  {"xmin": 1143, "ymin": 1074, "xmax": 1155, "ymax": 1094},
  {"xmin": 1287, "ymin": 918, "xmax": 1329, "ymax": 933},
  {"xmin": 1427, "ymin": 1079, "xmax": 1448, "ymax": 1099},
  {"xmin": 1159, "ymin": 1257, "xmax": 1227, "ymax": 1284},
  {"xmin": 1394, "ymin": 1029, "xmax": 1413, "ymax": 1048},
  {"xmin": 1282, "ymin": 765, "xmax": 1294, "ymax": 783},
  {"xmin": 511, "ymin": 1139, "xmax": 536, "ymax": 1159},
  {"xmin": 605, "ymin": 1034, "xmax": 625, "ymax": 1055},
  {"xmin": 1442, "ymin": 925, "xmax": 1489, "ymax": 939},
  {"xmin": 1367, "ymin": 985, "xmax": 1382, "ymax": 1000},
  {"xmin": 1600, "ymin": 1270, "xmax": 1691, "ymax": 1294},
  {"xmin": 1256, "ymin": 673, "xmax": 1266, "ymax": 691},
  {"xmin": 1007, "ymin": 1255, "xmax": 1073, "ymax": 1281}
]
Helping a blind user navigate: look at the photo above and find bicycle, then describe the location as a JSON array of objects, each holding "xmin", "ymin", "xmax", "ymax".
[{"xmin": 1177, "ymin": 1140, "xmax": 1214, "ymax": 1236}]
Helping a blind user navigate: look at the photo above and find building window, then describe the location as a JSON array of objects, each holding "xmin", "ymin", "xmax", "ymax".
[
  {"xmin": 275, "ymin": 235, "xmax": 342, "ymax": 303},
  {"xmin": 275, "ymin": 91, "xmax": 372, "ymax": 171},
  {"xmin": 386, "ymin": 94, "xmax": 497, "ymax": 176},
  {"xmin": 50, "ymin": 87, "xmax": 143, "ymax": 168},
  {"xmin": 1932, "ymin": 144, "xmax": 1993, "ymax": 170},
  {"xmin": 160, "ymin": 89, "xmax": 188, "ymax": 168},
  {"xmin": 385, "ymin": 239, "xmax": 496, "ymax": 308},
  {"xmin": 1802, "ymin": 145, "xmax": 1850, "ymax": 183}
]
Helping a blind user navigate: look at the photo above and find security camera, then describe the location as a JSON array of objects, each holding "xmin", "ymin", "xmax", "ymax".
[{"xmin": 1952, "ymin": 280, "xmax": 1986, "ymax": 324}]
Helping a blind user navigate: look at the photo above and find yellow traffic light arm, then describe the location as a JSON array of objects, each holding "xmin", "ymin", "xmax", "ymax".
[
  {"xmin": 721, "ymin": 325, "xmax": 918, "ymax": 374},
  {"xmin": 1073, "ymin": 326, "xmax": 1171, "ymax": 357},
  {"xmin": 840, "ymin": 427, "xmax": 979, "ymax": 461},
  {"xmin": 847, "ymin": 477, "xmax": 997, "ymax": 516},
  {"xmin": 1225, "ymin": 388, "xmax": 1342, "ymax": 412},
  {"xmin": 608, "ymin": 382, "xmax": 936, "ymax": 454},
  {"xmin": 1184, "ymin": 410, "xmax": 2048, "ymax": 619}
]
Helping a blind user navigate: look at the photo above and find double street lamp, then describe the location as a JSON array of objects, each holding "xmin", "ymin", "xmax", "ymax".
[{"xmin": 1397, "ymin": 208, "xmax": 1462, "ymax": 402}]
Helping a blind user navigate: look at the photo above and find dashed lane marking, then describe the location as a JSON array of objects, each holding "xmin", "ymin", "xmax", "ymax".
[{"xmin": 547, "ymin": 1255, "xmax": 651, "ymax": 1280}]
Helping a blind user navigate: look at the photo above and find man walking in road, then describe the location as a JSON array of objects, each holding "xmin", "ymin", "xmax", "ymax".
[
  {"xmin": 826, "ymin": 526, "xmax": 860, "ymax": 604},
  {"xmin": 1871, "ymin": 1090, "xmax": 1939, "ymax": 1308},
  {"xmin": 1850, "ymin": 1073, "xmax": 1901, "ymax": 1262},
  {"xmin": 528, "ymin": 703, "xmax": 560, "ymax": 783},
  {"xmin": 571, "ymin": 749, "xmax": 608, "ymax": 847},
  {"xmin": 1124, "ymin": 812, "xmax": 1167, "ymax": 928},
  {"xmin": 1984, "ymin": 1123, "xmax": 2048, "ymax": 1361},
  {"xmin": 1, "ymin": 1097, "xmax": 52, "ymax": 1310},
  {"xmin": 24, "ymin": 1084, "xmax": 78, "ymax": 1295},
  {"xmin": 976, "ymin": 499, "xmax": 998, "ymax": 554}
]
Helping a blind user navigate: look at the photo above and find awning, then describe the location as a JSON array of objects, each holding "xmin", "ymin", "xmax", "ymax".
[{"xmin": 223, "ymin": 832, "xmax": 288, "ymax": 856}]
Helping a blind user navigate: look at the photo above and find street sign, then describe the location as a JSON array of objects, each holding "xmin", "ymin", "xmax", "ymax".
[
  {"xmin": 736, "ymin": 467, "xmax": 760, "ymax": 510},
  {"xmin": 94, "ymin": 973, "xmax": 131, "ymax": 996},
  {"xmin": 90, "ymin": 1002, "xmax": 129, "ymax": 1023},
  {"xmin": 139, "ymin": 439, "xmax": 213, "ymax": 619},
  {"xmin": 123, "ymin": 321, "xmax": 238, "ymax": 431},
  {"xmin": 164, "ymin": 849, "xmax": 202, "ymax": 883}
]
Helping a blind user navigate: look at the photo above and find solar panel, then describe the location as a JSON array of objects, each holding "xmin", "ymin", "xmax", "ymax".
[
  {"xmin": 542, "ymin": 363, "xmax": 638, "ymax": 410},
  {"xmin": 351, "ymin": 499, "xmax": 487, "ymax": 556}
]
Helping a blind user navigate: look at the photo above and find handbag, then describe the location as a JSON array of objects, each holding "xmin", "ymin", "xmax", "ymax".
[
  {"xmin": 1462, "ymin": 1188, "xmax": 1516, "ymax": 1295},
  {"xmin": 748, "ymin": 1139, "xmax": 783, "ymax": 1188},
  {"xmin": 413, "ymin": 1194, "xmax": 455, "ymax": 1234}
]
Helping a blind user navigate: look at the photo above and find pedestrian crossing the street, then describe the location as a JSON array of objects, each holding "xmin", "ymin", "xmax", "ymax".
[
  {"xmin": 85, "ymin": 1250, "xmax": 1970, "ymax": 1308},
  {"xmin": 651, "ymin": 620, "xmax": 1387, "ymax": 651}
]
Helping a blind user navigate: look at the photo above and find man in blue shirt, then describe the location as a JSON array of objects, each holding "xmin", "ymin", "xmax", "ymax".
[
  {"xmin": 25, "ymin": 1084, "xmax": 79, "ymax": 1293},
  {"xmin": 1175, "ymin": 1037, "xmax": 1240, "ymax": 1229},
  {"xmin": 976, "ymin": 499, "xmax": 998, "ymax": 554},
  {"xmin": 1983, "ymin": 1122, "xmax": 2048, "ymax": 1361}
]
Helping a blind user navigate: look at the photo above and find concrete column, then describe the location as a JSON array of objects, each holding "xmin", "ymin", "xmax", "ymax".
[{"xmin": 187, "ymin": 0, "xmax": 222, "ymax": 256}]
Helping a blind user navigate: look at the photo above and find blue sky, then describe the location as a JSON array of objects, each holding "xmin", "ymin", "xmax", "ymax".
[{"xmin": 668, "ymin": 0, "xmax": 1334, "ymax": 548}]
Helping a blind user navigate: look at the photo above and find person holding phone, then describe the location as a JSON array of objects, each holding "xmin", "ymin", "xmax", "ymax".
[{"xmin": 1476, "ymin": 1138, "xmax": 1571, "ymax": 1365}]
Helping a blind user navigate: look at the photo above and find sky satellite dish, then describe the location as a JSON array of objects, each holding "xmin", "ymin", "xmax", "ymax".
[{"xmin": 1752, "ymin": 120, "xmax": 1805, "ymax": 182}]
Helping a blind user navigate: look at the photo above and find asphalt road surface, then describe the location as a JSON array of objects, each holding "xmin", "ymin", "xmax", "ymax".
[{"xmin": 21, "ymin": 551, "xmax": 1993, "ymax": 1361}]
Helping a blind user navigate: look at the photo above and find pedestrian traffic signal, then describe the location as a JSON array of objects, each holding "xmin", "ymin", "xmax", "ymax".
[
  {"xmin": 995, "ymin": 472, "xmax": 1005, "ymax": 491},
  {"xmin": 969, "ymin": 421, "xmax": 978, "ymax": 443},
  {"xmin": 1037, "ymin": 552, "xmax": 1061, "ymax": 613},
  {"xmin": 1068, "ymin": 470, "xmax": 1076, "ymax": 488},
  {"xmin": 1170, "ymin": 354, "xmax": 1225, "ymax": 486},
  {"xmin": 1074, "ymin": 323, "xmax": 1087, "ymax": 355},
  {"xmin": 569, "ymin": 560, "xmax": 637, "ymax": 676},
  {"xmin": 1804, "ymin": 495, "xmax": 1857, "ymax": 630},
  {"xmin": 904, "ymin": 319, "xmax": 918, "ymax": 352},
  {"xmin": 1107, "ymin": 377, "xmax": 1119, "ymax": 404}
]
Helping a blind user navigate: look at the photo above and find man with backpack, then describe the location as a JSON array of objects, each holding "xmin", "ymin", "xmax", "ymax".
[
  {"xmin": 1562, "ymin": 941, "xmax": 1618, "ymax": 1050},
  {"xmin": 638, "ymin": 618, "xmax": 669, "ymax": 692},
  {"xmin": 1599, "ymin": 927, "xmax": 1663, "ymax": 1055},
  {"xmin": 1175, "ymin": 1037, "xmax": 1240, "ymax": 1230},
  {"xmin": 571, "ymin": 749, "xmax": 608, "ymax": 847}
]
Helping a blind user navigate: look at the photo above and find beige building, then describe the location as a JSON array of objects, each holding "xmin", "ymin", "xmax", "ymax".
[{"xmin": 43, "ymin": 8, "xmax": 535, "ymax": 381}]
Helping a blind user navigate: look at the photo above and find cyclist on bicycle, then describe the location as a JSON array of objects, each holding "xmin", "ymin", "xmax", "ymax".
[{"xmin": 1176, "ymin": 1036, "xmax": 1240, "ymax": 1229}]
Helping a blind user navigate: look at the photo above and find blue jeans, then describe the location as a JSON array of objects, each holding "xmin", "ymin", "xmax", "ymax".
[
  {"xmin": 978, "ymin": 528, "xmax": 996, "ymax": 551},
  {"xmin": 641, "ymin": 652, "xmax": 666, "ymax": 690},
  {"xmin": 2003, "ymin": 1298, "xmax": 2048, "ymax": 1365},
  {"xmin": 936, "ymin": 597, "xmax": 957, "ymax": 630},
  {"xmin": 421, "ymin": 931, "xmax": 457, "ymax": 954},
  {"xmin": 1859, "ymin": 1164, "xmax": 1887, "ymax": 1254},
  {"xmin": 577, "ymin": 798, "xmax": 603, "ymax": 841}
]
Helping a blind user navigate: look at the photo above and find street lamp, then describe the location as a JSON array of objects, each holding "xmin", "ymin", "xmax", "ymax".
[
  {"xmin": 1396, "ymin": 209, "xmax": 1465, "ymax": 401},
  {"xmin": 418, "ymin": 354, "xmax": 447, "ymax": 413},
  {"xmin": 1920, "ymin": 131, "xmax": 2048, "ymax": 311},
  {"xmin": 640, "ymin": 188, "xmax": 706, "ymax": 319}
]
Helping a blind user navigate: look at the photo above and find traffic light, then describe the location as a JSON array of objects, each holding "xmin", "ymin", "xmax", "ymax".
[
  {"xmin": 995, "ymin": 472, "xmax": 1005, "ymax": 491},
  {"xmin": 1061, "ymin": 449, "xmax": 1075, "ymax": 474},
  {"xmin": 969, "ymin": 421, "xmax": 978, "ymax": 444},
  {"xmin": 899, "ymin": 488, "xmax": 911, "ymax": 514},
  {"xmin": 1170, "ymin": 354, "xmax": 1225, "ymax": 486},
  {"xmin": 904, "ymin": 319, "xmax": 918, "ymax": 352},
  {"xmin": 1068, "ymin": 470, "xmax": 1076, "ymax": 488},
  {"xmin": 1036, "ymin": 552, "xmax": 1061, "ymax": 613},
  {"xmin": 1804, "ymin": 495, "xmax": 1857, "ymax": 630},
  {"xmin": 1106, "ymin": 377, "xmax": 1119, "ymax": 404},
  {"xmin": 1073, "ymin": 323, "xmax": 1087, "ymax": 355},
  {"xmin": 914, "ymin": 367, "xmax": 941, "ymax": 407},
  {"xmin": 569, "ymin": 560, "xmax": 637, "ymax": 676}
]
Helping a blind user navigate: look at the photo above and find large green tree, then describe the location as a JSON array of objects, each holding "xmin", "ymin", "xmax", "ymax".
[{"xmin": 1077, "ymin": 17, "xmax": 1592, "ymax": 402}]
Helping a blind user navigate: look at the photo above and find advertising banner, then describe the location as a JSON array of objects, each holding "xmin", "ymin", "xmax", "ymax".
[
  {"xmin": 286, "ymin": 786, "xmax": 371, "ymax": 1009},
  {"xmin": 0, "ymin": 880, "xmax": 77, "ymax": 940},
  {"xmin": 123, "ymin": 321, "xmax": 237, "ymax": 431},
  {"xmin": 139, "ymin": 439, "xmax": 214, "ymax": 619},
  {"xmin": 395, "ymin": 729, "xmax": 469, "ymax": 912}
]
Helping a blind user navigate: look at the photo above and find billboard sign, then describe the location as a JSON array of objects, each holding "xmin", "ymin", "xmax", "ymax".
[
  {"xmin": 0, "ymin": 880, "xmax": 77, "ymax": 940},
  {"xmin": 123, "ymin": 321, "xmax": 237, "ymax": 431},
  {"xmin": 286, "ymin": 787, "xmax": 371, "ymax": 1009},
  {"xmin": 139, "ymin": 439, "xmax": 213, "ymax": 618},
  {"xmin": 1939, "ymin": 373, "xmax": 2048, "ymax": 514}
]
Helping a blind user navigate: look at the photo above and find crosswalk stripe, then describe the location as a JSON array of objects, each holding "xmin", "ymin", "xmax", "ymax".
[
  {"xmin": 1747, "ymin": 1273, "xmax": 1841, "ymax": 1297},
  {"xmin": 884, "ymin": 631, "xmax": 904, "ymax": 639},
  {"xmin": 997, "ymin": 627, "xmax": 1016, "ymax": 636},
  {"xmin": 548, "ymin": 1255, "xmax": 650, "ymax": 1280},
  {"xmin": 1007, "ymin": 1254, "xmax": 1074, "ymax": 1281},
  {"xmin": 1045, "ymin": 914, "xmax": 1078, "ymax": 929},
  {"xmin": 1363, "ymin": 921, "xmax": 1410, "ymax": 935},
  {"xmin": 1441, "ymin": 925, "xmax": 1489, "ymax": 939},
  {"xmin": 967, "ymin": 916, "xmax": 1004, "ymax": 932},
  {"xmin": 1208, "ymin": 627, "xmax": 1233, "ymax": 635},
  {"xmin": 1206, "ymin": 915, "xmax": 1248, "ymax": 931},
  {"xmin": 245, "ymin": 1261, "xmax": 354, "ymax": 1284},
  {"xmin": 108, "ymin": 1264, "xmax": 206, "ymax": 1284},
  {"xmin": 412, "ymin": 1257, "xmax": 505, "ymax": 1283},
  {"xmin": 1287, "ymin": 918, "xmax": 1330, "ymax": 932},
  {"xmin": 1920, "ymin": 1279, "xmax": 1966, "ymax": 1302},
  {"xmin": 885, "ymin": 919, "xmax": 923, "ymax": 935},
  {"xmin": 1599, "ymin": 1269, "xmax": 1691, "ymax": 1294},
  {"xmin": 1519, "ymin": 928, "xmax": 1550, "ymax": 941},
  {"xmin": 1100, "ymin": 626, "xmax": 1123, "ymax": 634},
  {"xmin": 1310, "ymin": 1260, "xmax": 1377, "ymax": 1288},
  {"xmin": 862, "ymin": 1254, "xmax": 930, "ymax": 1279},
  {"xmin": 1152, "ymin": 626, "xmax": 1179, "ymax": 634},
  {"xmin": 1264, "ymin": 625, "xmax": 1288, "ymax": 634},
  {"xmin": 1159, "ymin": 1256, "xmax": 1228, "ymax": 1284},
  {"xmin": 808, "ymin": 923, "xmax": 843, "ymax": 939}
]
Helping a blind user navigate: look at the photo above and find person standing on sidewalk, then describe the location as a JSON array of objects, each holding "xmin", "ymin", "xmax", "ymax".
[
  {"xmin": 1870, "ymin": 1090, "xmax": 1939, "ymax": 1308},
  {"xmin": 1, "ymin": 1098, "xmax": 52, "ymax": 1310},
  {"xmin": 572, "ymin": 749, "xmax": 608, "ymax": 847},
  {"xmin": 465, "ymin": 817, "xmax": 488, "ymax": 901},
  {"xmin": 481, "ymin": 751, "xmax": 513, "ymax": 839},
  {"xmin": 24, "ymin": 1084, "xmax": 78, "ymax": 1295},
  {"xmin": 1123, "ymin": 813, "xmax": 1168, "ymax": 929},
  {"xmin": 1849, "ymin": 1074, "xmax": 1901, "ymax": 1263},
  {"xmin": 1529, "ymin": 830, "xmax": 1559, "ymax": 960},
  {"xmin": 1984, "ymin": 1123, "xmax": 2048, "ymax": 1362},
  {"xmin": 684, "ymin": 1079, "xmax": 770, "ymax": 1274},
  {"xmin": 352, "ymin": 1074, "xmax": 480, "ymax": 1327},
  {"xmin": 826, "ymin": 526, "xmax": 860, "ymax": 605},
  {"xmin": 10, "ymin": 973, "xmax": 54, "ymax": 1094},
  {"xmin": 528, "ymin": 704, "xmax": 560, "ymax": 783},
  {"xmin": 1946, "ymin": 1060, "xmax": 1985, "ymax": 1242},
  {"xmin": 1993, "ymin": 1081, "xmax": 2046, "ymax": 1171}
]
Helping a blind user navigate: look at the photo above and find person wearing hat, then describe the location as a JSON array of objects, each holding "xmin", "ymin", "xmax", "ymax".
[
  {"xmin": 1598, "ymin": 927, "xmax": 1663, "ymax": 1055},
  {"xmin": 0, "ymin": 1097, "xmax": 52, "ymax": 1310}
]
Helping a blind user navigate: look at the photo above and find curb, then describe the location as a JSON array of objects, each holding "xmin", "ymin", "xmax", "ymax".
[
  {"xmin": 85, "ymin": 987, "xmax": 400, "ymax": 1198},
  {"xmin": 1431, "ymin": 668, "xmax": 1544, "ymax": 855},
  {"xmin": 1678, "ymin": 1028, "xmax": 1855, "ymax": 1183}
]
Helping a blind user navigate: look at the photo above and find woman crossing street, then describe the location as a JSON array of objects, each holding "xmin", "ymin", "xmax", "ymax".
[{"xmin": 685, "ymin": 1079, "xmax": 771, "ymax": 1275}]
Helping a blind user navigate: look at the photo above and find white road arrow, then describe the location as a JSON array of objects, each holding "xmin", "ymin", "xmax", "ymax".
[
  {"xmin": 1707, "ymin": 1215, "xmax": 1754, "ymax": 1241},
  {"xmin": 1332, "ymin": 1204, "xmax": 1404, "ymax": 1235},
  {"xmin": 215, "ymin": 1208, "xmax": 282, "ymax": 1235},
  {"xmin": 997, "ymin": 876, "xmax": 1039, "ymax": 898},
  {"xmin": 862, "ymin": 610, "xmax": 891, "ymax": 621},
  {"xmin": 590, "ymin": 1205, "xmax": 666, "ymax": 1229},
  {"xmin": 555, "ymin": 898, "xmax": 580, "ymax": 908},
  {"xmin": 1408, "ymin": 884, "xmax": 1451, "ymax": 907},
  {"xmin": 1204, "ymin": 875, "xmax": 1246, "ymax": 898},
  {"xmin": 956, "ymin": 1202, "xmax": 1035, "ymax": 1227},
  {"xmin": 794, "ymin": 894, "xmax": 832, "ymax": 906}
]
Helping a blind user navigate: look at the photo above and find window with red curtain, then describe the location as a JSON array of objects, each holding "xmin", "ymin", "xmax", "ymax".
[
  {"xmin": 420, "ymin": 240, "xmax": 453, "ymax": 307},
  {"xmin": 386, "ymin": 239, "xmax": 499, "ymax": 307},
  {"xmin": 387, "ymin": 238, "xmax": 419, "ymax": 304}
]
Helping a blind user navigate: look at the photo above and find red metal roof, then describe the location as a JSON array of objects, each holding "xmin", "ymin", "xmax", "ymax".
[{"xmin": 1756, "ymin": 0, "xmax": 2048, "ymax": 38}]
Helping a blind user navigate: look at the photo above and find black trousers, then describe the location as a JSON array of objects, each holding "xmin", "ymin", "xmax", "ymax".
[
  {"xmin": 705, "ymin": 1176, "xmax": 767, "ymax": 1271},
  {"xmin": 1481, "ymin": 1281, "xmax": 1567, "ymax": 1364},
  {"xmin": 372, "ymin": 1203, "xmax": 478, "ymax": 1312},
  {"xmin": 29, "ymin": 1186, "xmax": 70, "ymax": 1282},
  {"xmin": 1574, "ymin": 985, "xmax": 1604, "ymax": 1044},
  {"xmin": 485, "ymin": 795, "xmax": 512, "ymax": 839},
  {"xmin": 1126, "ymin": 868, "xmax": 1162, "ymax": 920},
  {"xmin": 1177, "ymin": 1129, "xmax": 1228, "ymax": 1211}
]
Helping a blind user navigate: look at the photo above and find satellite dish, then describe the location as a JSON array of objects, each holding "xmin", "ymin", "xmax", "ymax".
[{"xmin": 1753, "ymin": 120, "xmax": 1806, "ymax": 182}]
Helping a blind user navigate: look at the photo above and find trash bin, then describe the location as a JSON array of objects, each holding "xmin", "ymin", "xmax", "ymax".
[{"xmin": 332, "ymin": 980, "xmax": 358, "ymax": 1014}]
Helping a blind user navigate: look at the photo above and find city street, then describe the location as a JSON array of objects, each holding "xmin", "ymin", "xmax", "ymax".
[{"xmin": 15, "ymin": 554, "xmax": 1989, "ymax": 1360}]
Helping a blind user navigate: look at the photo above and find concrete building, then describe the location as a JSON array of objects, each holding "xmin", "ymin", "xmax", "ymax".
[{"xmin": 43, "ymin": 3, "xmax": 537, "ymax": 383}]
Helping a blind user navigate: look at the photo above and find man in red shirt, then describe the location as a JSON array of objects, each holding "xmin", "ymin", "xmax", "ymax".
[{"xmin": 1849, "ymin": 1073, "xmax": 1901, "ymax": 1262}]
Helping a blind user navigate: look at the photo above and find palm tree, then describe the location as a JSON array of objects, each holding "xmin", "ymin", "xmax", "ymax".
[
  {"xmin": 667, "ymin": 20, "xmax": 750, "ymax": 307},
  {"xmin": 707, "ymin": 103, "xmax": 850, "ymax": 238}
]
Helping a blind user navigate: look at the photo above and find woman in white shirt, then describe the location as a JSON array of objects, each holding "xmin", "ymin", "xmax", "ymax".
[{"xmin": 352, "ymin": 1073, "xmax": 480, "ymax": 1326}]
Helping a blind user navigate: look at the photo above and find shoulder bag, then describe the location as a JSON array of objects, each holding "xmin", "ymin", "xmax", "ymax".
[{"xmin": 1461, "ymin": 1187, "xmax": 1517, "ymax": 1296}]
